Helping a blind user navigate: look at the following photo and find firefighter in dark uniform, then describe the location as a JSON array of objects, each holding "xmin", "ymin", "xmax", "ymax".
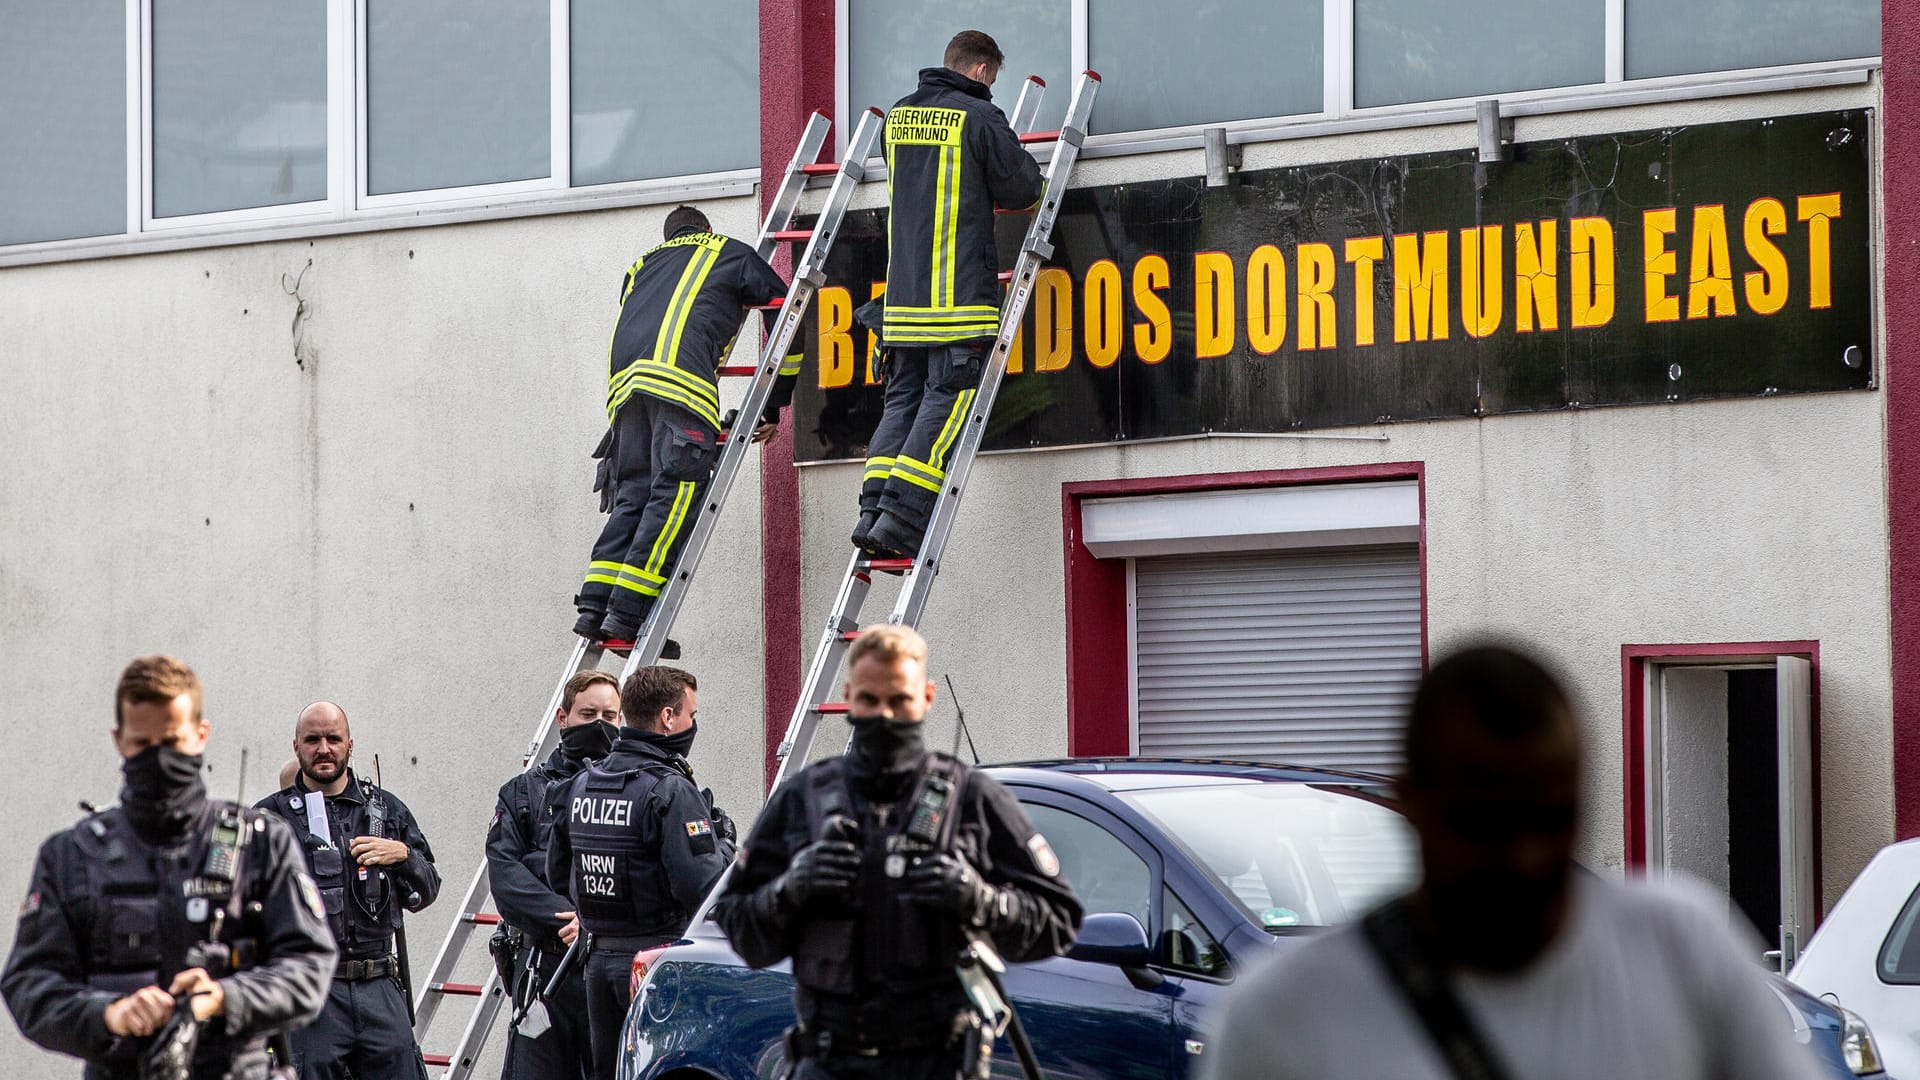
[
  {"xmin": 484, "ymin": 669, "xmax": 623, "ymax": 1080},
  {"xmin": 853, "ymin": 31, "xmax": 1044, "ymax": 560},
  {"xmin": 256, "ymin": 702, "xmax": 441, "ymax": 1080},
  {"xmin": 574, "ymin": 204, "xmax": 801, "ymax": 652},
  {"xmin": 2, "ymin": 655, "xmax": 336, "ymax": 1079},
  {"xmin": 546, "ymin": 666, "xmax": 736, "ymax": 1080},
  {"xmin": 714, "ymin": 626, "xmax": 1081, "ymax": 1079}
]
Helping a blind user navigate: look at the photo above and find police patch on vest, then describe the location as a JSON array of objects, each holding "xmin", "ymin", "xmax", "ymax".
[
  {"xmin": 297, "ymin": 872, "xmax": 326, "ymax": 921},
  {"xmin": 16, "ymin": 890, "xmax": 39, "ymax": 920},
  {"xmin": 685, "ymin": 819, "xmax": 715, "ymax": 856},
  {"xmin": 1026, "ymin": 833, "xmax": 1061, "ymax": 877}
]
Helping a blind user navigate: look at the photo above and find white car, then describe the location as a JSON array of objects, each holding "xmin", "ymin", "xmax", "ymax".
[{"xmin": 1791, "ymin": 838, "xmax": 1920, "ymax": 1077}]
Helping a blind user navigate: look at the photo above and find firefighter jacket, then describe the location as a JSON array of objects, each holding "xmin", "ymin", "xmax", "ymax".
[
  {"xmin": 545, "ymin": 732, "xmax": 733, "ymax": 945},
  {"xmin": 606, "ymin": 227, "xmax": 798, "ymax": 433},
  {"xmin": 712, "ymin": 751, "xmax": 1081, "ymax": 1042},
  {"xmin": 881, "ymin": 66, "xmax": 1045, "ymax": 346},
  {"xmin": 256, "ymin": 775, "xmax": 440, "ymax": 962},
  {"xmin": 1, "ymin": 801, "xmax": 336, "ymax": 1078},
  {"xmin": 485, "ymin": 745, "xmax": 592, "ymax": 955}
]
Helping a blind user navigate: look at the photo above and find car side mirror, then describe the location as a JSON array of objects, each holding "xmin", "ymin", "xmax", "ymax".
[{"xmin": 1067, "ymin": 912, "xmax": 1153, "ymax": 967}]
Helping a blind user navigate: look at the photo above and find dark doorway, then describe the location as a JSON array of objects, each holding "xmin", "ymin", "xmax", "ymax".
[{"xmin": 1726, "ymin": 669, "xmax": 1780, "ymax": 945}]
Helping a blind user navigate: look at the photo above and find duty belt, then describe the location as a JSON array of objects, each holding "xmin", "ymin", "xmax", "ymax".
[{"xmin": 336, "ymin": 956, "xmax": 395, "ymax": 981}]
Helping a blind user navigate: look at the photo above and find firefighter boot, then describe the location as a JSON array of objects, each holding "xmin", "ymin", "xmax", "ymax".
[
  {"xmin": 864, "ymin": 511, "xmax": 924, "ymax": 560},
  {"xmin": 599, "ymin": 613, "xmax": 681, "ymax": 660}
]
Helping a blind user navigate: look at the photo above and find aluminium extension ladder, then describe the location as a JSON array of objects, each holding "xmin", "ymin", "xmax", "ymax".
[{"xmin": 409, "ymin": 105, "xmax": 884, "ymax": 1079}]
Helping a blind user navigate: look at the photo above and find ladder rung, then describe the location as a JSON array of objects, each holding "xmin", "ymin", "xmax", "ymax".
[
  {"xmin": 995, "ymin": 206, "xmax": 1034, "ymax": 215},
  {"xmin": 422, "ymin": 1054, "xmax": 452, "ymax": 1067},
  {"xmin": 800, "ymin": 162, "xmax": 839, "ymax": 175},
  {"xmin": 815, "ymin": 703, "xmax": 850, "ymax": 715},
  {"xmin": 750, "ymin": 297, "xmax": 787, "ymax": 310},
  {"xmin": 602, "ymin": 638, "xmax": 634, "ymax": 654},
  {"xmin": 839, "ymin": 630, "xmax": 861, "ymax": 641},
  {"xmin": 866, "ymin": 557, "xmax": 915, "ymax": 573},
  {"xmin": 772, "ymin": 230, "xmax": 813, "ymax": 242},
  {"xmin": 431, "ymin": 982, "xmax": 486, "ymax": 997},
  {"xmin": 1018, "ymin": 130, "xmax": 1061, "ymax": 144},
  {"xmin": 717, "ymin": 365, "xmax": 757, "ymax": 377},
  {"xmin": 463, "ymin": 913, "xmax": 501, "ymax": 925},
  {"xmin": 998, "ymin": 270, "xmax": 1014, "ymax": 282}
]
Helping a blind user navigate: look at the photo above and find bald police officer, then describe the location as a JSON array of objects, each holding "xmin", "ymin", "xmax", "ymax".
[{"xmin": 3, "ymin": 655, "xmax": 336, "ymax": 1079}]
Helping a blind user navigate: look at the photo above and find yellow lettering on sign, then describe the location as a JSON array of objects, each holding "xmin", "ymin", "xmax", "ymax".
[
  {"xmin": 885, "ymin": 107, "xmax": 965, "ymax": 147},
  {"xmin": 1643, "ymin": 208, "xmax": 1680, "ymax": 323},
  {"xmin": 1132, "ymin": 255, "xmax": 1172, "ymax": 364},
  {"xmin": 864, "ymin": 282, "xmax": 886, "ymax": 384},
  {"xmin": 1514, "ymin": 220, "xmax": 1557, "ymax": 333},
  {"xmin": 1298, "ymin": 243, "xmax": 1337, "ymax": 350},
  {"xmin": 1344, "ymin": 237, "xmax": 1384, "ymax": 347},
  {"xmin": 1570, "ymin": 217, "xmax": 1615, "ymax": 328},
  {"xmin": 1743, "ymin": 198, "xmax": 1789, "ymax": 316},
  {"xmin": 1460, "ymin": 225, "xmax": 1503, "ymax": 339},
  {"xmin": 1686, "ymin": 205, "xmax": 1736, "ymax": 319},
  {"xmin": 1085, "ymin": 260, "xmax": 1123, "ymax": 369},
  {"xmin": 816, "ymin": 286, "xmax": 853, "ymax": 388},
  {"xmin": 1195, "ymin": 251, "xmax": 1236, "ymax": 359},
  {"xmin": 1247, "ymin": 245, "xmax": 1288, "ymax": 355},
  {"xmin": 1035, "ymin": 268, "xmax": 1073, "ymax": 372},
  {"xmin": 1797, "ymin": 192, "xmax": 1841, "ymax": 310},
  {"xmin": 1392, "ymin": 232, "xmax": 1450, "ymax": 343}
]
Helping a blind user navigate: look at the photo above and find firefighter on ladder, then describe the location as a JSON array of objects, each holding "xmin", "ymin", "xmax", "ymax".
[
  {"xmin": 574, "ymin": 205, "xmax": 800, "ymax": 656},
  {"xmin": 851, "ymin": 30, "xmax": 1043, "ymax": 561}
]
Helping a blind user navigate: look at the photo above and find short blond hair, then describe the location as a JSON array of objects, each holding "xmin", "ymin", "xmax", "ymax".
[{"xmin": 846, "ymin": 625, "xmax": 929, "ymax": 672}]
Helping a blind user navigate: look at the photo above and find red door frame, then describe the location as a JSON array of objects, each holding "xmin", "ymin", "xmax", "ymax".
[
  {"xmin": 1884, "ymin": 0, "xmax": 1920, "ymax": 840},
  {"xmin": 1620, "ymin": 641, "xmax": 1823, "ymax": 904},
  {"xmin": 1060, "ymin": 462, "xmax": 1428, "ymax": 756}
]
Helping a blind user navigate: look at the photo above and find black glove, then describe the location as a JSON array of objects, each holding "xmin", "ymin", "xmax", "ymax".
[
  {"xmin": 140, "ymin": 995, "xmax": 203, "ymax": 1080},
  {"xmin": 903, "ymin": 853, "xmax": 1000, "ymax": 926},
  {"xmin": 774, "ymin": 840, "xmax": 860, "ymax": 911},
  {"xmin": 701, "ymin": 788, "xmax": 738, "ymax": 844}
]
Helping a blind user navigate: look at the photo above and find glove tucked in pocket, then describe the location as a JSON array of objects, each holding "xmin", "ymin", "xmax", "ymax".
[{"xmin": 591, "ymin": 426, "xmax": 617, "ymax": 513}]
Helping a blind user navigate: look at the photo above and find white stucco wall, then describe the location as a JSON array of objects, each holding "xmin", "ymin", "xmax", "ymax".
[{"xmin": 0, "ymin": 195, "xmax": 775, "ymax": 1074}]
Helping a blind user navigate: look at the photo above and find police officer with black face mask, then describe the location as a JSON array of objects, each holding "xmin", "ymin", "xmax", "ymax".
[
  {"xmin": 546, "ymin": 666, "xmax": 735, "ymax": 1080},
  {"xmin": 484, "ymin": 669, "xmax": 623, "ymax": 1080},
  {"xmin": 257, "ymin": 702, "xmax": 440, "ymax": 1080},
  {"xmin": 3, "ymin": 655, "xmax": 336, "ymax": 1079},
  {"xmin": 714, "ymin": 626, "xmax": 1081, "ymax": 1080}
]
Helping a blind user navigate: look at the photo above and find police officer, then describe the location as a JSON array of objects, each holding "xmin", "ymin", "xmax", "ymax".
[
  {"xmin": 714, "ymin": 626, "xmax": 1080, "ymax": 1079},
  {"xmin": 852, "ymin": 31, "xmax": 1043, "ymax": 560},
  {"xmin": 574, "ymin": 204, "xmax": 800, "ymax": 653},
  {"xmin": 484, "ymin": 669, "xmax": 621, "ymax": 1080},
  {"xmin": 2, "ymin": 655, "xmax": 336, "ymax": 1079},
  {"xmin": 257, "ymin": 702, "xmax": 441, "ymax": 1080},
  {"xmin": 546, "ymin": 666, "xmax": 735, "ymax": 1080}
]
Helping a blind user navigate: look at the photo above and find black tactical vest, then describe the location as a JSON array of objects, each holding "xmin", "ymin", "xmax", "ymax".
[
  {"xmin": 76, "ymin": 803, "xmax": 258, "ymax": 998},
  {"xmin": 566, "ymin": 762, "xmax": 683, "ymax": 938},
  {"xmin": 268, "ymin": 786, "xmax": 401, "ymax": 957},
  {"xmin": 790, "ymin": 754, "xmax": 970, "ymax": 996}
]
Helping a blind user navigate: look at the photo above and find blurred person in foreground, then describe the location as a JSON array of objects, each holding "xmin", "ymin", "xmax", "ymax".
[{"xmin": 1202, "ymin": 643, "xmax": 1823, "ymax": 1080}]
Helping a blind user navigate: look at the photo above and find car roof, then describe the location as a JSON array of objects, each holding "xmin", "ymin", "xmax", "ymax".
[{"xmin": 984, "ymin": 757, "xmax": 1395, "ymax": 792}]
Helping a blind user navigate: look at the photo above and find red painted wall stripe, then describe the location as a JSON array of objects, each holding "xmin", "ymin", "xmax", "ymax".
[
  {"xmin": 1887, "ymin": 0, "xmax": 1920, "ymax": 840},
  {"xmin": 759, "ymin": 0, "xmax": 834, "ymax": 792}
]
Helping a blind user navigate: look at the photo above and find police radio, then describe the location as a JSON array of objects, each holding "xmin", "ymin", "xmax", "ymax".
[{"xmin": 904, "ymin": 776, "xmax": 952, "ymax": 846}]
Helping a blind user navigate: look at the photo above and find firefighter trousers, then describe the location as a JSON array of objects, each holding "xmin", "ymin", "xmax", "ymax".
[
  {"xmin": 861, "ymin": 340, "xmax": 987, "ymax": 537},
  {"xmin": 577, "ymin": 394, "xmax": 719, "ymax": 627}
]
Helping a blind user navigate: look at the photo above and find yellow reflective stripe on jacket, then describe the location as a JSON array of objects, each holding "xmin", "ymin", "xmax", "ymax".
[
  {"xmin": 779, "ymin": 353, "xmax": 803, "ymax": 377},
  {"xmin": 886, "ymin": 323, "xmax": 1000, "ymax": 344},
  {"xmin": 652, "ymin": 239, "xmax": 724, "ymax": 369},
  {"xmin": 608, "ymin": 358, "xmax": 722, "ymax": 428}
]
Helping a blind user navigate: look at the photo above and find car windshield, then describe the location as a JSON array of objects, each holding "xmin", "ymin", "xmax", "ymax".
[{"xmin": 1118, "ymin": 781, "xmax": 1418, "ymax": 931}]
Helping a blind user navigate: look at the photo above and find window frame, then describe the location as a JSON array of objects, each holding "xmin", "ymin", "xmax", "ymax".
[
  {"xmin": 4, "ymin": 0, "xmax": 760, "ymax": 264},
  {"xmin": 832, "ymin": 0, "xmax": 1879, "ymax": 158},
  {"xmin": 1878, "ymin": 881, "xmax": 1920, "ymax": 985}
]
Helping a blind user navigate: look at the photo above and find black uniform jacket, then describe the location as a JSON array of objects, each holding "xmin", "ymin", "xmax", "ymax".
[
  {"xmin": 881, "ymin": 66, "xmax": 1045, "ymax": 345},
  {"xmin": 485, "ymin": 746, "xmax": 586, "ymax": 953},
  {"xmin": 713, "ymin": 754, "xmax": 1080, "ymax": 983},
  {"xmin": 255, "ymin": 775, "xmax": 440, "ymax": 959},
  {"xmin": 1, "ymin": 802, "xmax": 336, "ymax": 1070},
  {"xmin": 606, "ymin": 227, "xmax": 798, "ymax": 432},
  {"xmin": 545, "ymin": 734, "xmax": 734, "ymax": 934}
]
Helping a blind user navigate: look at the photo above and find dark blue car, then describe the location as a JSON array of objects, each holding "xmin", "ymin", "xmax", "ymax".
[{"xmin": 617, "ymin": 759, "xmax": 1878, "ymax": 1079}]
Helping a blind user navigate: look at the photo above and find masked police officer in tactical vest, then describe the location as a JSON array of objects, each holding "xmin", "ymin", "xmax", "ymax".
[
  {"xmin": 257, "ymin": 702, "xmax": 441, "ymax": 1080},
  {"xmin": 484, "ymin": 669, "xmax": 622, "ymax": 1080},
  {"xmin": 714, "ymin": 626, "xmax": 1082, "ymax": 1080},
  {"xmin": 2, "ymin": 655, "xmax": 337, "ymax": 1079},
  {"xmin": 546, "ymin": 666, "xmax": 735, "ymax": 1080}
]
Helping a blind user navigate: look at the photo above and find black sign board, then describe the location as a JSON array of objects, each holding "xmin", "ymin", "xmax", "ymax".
[{"xmin": 791, "ymin": 109, "xmax": 1872, "ymax": 463}]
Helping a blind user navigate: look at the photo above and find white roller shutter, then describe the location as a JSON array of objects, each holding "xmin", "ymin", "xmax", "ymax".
[{"xmin": 1132, "ymin": 545, "xmax": 1422, "ymax": 772}]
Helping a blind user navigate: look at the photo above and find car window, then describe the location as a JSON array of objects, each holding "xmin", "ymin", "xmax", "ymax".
[
  {"xmin": 1118, "ymin": 781, "xmax": 1416, "ymax": 930},
  {"xmin": 1879, "ymin": 883, "xmax": 1920, "ymax": 984},
  {"xmin": 1161, "ymin": 887, "xmax": 1230, "ymax": 978},
  {"xmin": 1022, "ymin": 803, "xmax": 1152, "ymax": 931}
]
